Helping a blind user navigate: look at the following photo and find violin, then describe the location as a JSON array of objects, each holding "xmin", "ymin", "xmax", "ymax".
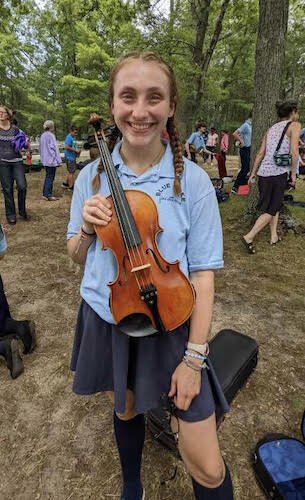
[{"xmin": 90, "ymin": 118, "xmax": 195, "ymax": 337}]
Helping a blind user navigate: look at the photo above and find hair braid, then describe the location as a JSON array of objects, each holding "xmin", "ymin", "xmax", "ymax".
[
  {"xmin": 167, "ymin": 116, "xmax": 184, "ymax": 196},
  {"xmin": 92, "ymin": 123, "xmax": 121, "ymax": 191}
]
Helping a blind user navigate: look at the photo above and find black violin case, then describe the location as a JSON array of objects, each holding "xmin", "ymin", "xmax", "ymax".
[{"xmin": 147, "ymin": 329, "xmax": 259, "ymax": 451}]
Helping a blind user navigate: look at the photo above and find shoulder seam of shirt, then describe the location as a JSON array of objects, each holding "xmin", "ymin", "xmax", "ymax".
[{"xmin": 192, "ymin": 186, "xmax": 215, "ymax": 206}]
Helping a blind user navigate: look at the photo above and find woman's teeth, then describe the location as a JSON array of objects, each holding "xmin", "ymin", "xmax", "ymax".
[{"xmin": 130, "ymin": 123, "xmax": 151, "ymax": 130}]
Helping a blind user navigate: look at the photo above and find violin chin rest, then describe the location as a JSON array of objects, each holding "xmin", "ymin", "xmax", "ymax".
[{"xmin": 118, "ymin": 313, "xmax": 159, "ymax": 337}]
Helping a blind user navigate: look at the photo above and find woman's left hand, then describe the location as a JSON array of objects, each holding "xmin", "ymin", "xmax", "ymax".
[{"xmin": 168, "ymin": 361, "xmax": 202, "ymax": 411}]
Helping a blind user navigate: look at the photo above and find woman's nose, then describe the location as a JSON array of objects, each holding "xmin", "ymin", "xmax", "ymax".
[{"xmin": 131, "ymin": 99, "xmax": 148, "ymax": 120}]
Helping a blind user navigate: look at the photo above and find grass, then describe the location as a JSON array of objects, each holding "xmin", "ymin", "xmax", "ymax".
[{"xmin": 0, "ymin": 160, "xmax": 304, "ymax": 499}]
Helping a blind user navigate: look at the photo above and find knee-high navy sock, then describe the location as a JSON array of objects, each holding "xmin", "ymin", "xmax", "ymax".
[
  {"xmin": 113, "ymin": 412, "xmax": 145, "ymax": 500},
  {"xmin": 192, "ymin": 465, "xmax": 234, "ymax": 499}
]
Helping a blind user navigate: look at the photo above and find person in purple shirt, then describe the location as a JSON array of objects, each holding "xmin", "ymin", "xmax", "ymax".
[{"xmin": 39, "ymin": 120, "xmax": 62, "ymax": 201}]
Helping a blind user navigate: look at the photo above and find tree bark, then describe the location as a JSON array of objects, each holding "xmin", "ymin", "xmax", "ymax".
[
  {"xmin": 251, "ymin": 0, "xmax": 289, "ymax": 163},
  {"xmin": 246, "ymin": 0, "xmax": 289, "ymax": 220},
  {"xmin": 187, "ymin": 0, "xmax": 230, "ymax": 125}
]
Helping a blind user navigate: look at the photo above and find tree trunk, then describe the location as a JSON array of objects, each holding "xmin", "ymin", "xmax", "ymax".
[
  {"xmin": 251, "ymin": 0, "xmax": 289, "ymax": 163},
  {"xmin": 187, "ymin": 0, "xmax": 230, "ymax": 125},
  {"xmin": 246, "ymin": 0, "xmax": 289, "ymax": 222}
]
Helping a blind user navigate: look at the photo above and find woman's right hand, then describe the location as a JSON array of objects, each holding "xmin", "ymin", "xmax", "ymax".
[
  {"xmin": 82, "ymin": 194, "xmax": 112, "ymax": 233},
  {"xmin": 248, "ymin": 173, "xmax": 256, "ymax": 185}
]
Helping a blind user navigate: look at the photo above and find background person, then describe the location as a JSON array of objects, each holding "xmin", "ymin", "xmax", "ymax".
[
  {"xmin": 62, "ymin": 125, "xmax": 80, "ymax": 191},
  {"xmin": 185, "ymin": 123, "xmax": 212, "ymax": 164},
  {"xmin": 39, "ymin": 120, "xmax": 62, "ymax": 201},
  {"xmin": 0, "ymin": 105, "xmax": 29, "ymax": 224},
  {"xmin": 217, "ymin": 129, "xmax": 229, "ymax": 178},
  {"xmin": 206, "ymin": 127, "xmax": 219, "ymax": 166},
  {"xmin": 67, "ymin": 51, "xmax": 233, "ymax": 500},
  {"xmin": 242, "ymin": 101, "xmax": 300, "ymax": 253},
  {"xmin": 0, "ymin": 223, "xmax": 36, "ymax": 357},
  {"xmin": 232, "ymin": 113, "xmax": 252, "ymax": 193}
]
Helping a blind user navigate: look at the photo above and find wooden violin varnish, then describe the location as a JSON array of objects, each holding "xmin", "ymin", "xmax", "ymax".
[{"xmin": 91, "ymin": 120, "xmax": 195, "ymax": 337}]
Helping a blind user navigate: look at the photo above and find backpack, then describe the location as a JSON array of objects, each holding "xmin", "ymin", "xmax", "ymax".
[
  {"xmin": 215, "ymin": 187, "xmax": 229, "ymax": 203},
  {"xmin": 253, "ymin": 411, "xmax": 305, "ymax": 499}
]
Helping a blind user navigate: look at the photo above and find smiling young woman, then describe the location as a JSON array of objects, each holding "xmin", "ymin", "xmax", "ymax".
[{"xmin": 67, "ymin": 52, "xmax": 233, "ymax": 500}]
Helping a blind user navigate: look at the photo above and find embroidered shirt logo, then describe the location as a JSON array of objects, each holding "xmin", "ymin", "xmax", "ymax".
[{"xmin": 155, "ymin": 183, "xmax": 186, "ymax": 204}]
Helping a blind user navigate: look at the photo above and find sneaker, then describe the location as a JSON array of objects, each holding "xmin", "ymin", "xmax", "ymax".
[
  {"xmin": 7, "ymin": 216, "xmax": 16, "ymax": 224},
  {"xmin": 231, "ymin": 187, "xmax": 237, "ymax": 194},
  {"xmin": 67, "ymin": 186, "xmax": 74, "ymax": 192},
  {"xmin": 61, "ymin": 182, "xmax": 69, "ymax": 189},
  {"xmin": 42, "ymin": 196, "xmax": 59, "ymax": 201}
]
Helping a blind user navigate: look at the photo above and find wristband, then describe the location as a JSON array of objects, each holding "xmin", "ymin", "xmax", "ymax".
[
  {"xmin": 182, "ymin": 357, "xmax": 203, "ymax": 372},
  {"xmin": 185, "ymin": 350, "xmax": 206, "ymax": 361},
  {"xmin": 81, "ymin": 225, "xmax": 95, "ymax": 236},
  {"xmin": 187, "ymin": 341, "xmax": 209, "ymax": 357}
]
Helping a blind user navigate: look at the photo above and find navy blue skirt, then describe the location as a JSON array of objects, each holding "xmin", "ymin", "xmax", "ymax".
[{"xmin": 70, "ymin": 300, "xmax": 230, "ymax": 422}]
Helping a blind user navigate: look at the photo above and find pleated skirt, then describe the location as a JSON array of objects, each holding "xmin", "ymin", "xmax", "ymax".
[{"xmin": 70, "ymin": 300, "xmax": 230, "ymax": 422}]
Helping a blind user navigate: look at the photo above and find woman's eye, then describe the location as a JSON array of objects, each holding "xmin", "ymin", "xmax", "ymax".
[
  {"xmin": 122, "ymin": 94, "xmax": 134, "ymax": 102},
  {"xmin": 149, "ymin": 95, "xmax": 162, "ymax": 102}
]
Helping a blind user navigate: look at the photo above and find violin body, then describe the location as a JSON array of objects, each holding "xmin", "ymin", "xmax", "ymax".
[{"xmin": 95, "ymin": 190, "xmax": 195, "ymax": 336}]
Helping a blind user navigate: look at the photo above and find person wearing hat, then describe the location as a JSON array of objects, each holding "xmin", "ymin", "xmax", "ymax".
[{"xmin": 39, "ymin": 120, "xmax": 62, "ymax": 201}]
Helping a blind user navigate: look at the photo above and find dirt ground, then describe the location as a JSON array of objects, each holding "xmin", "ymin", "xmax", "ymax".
[{"xmin": 0, "ymin": 157, "xmax": 305, "ymax": 500}]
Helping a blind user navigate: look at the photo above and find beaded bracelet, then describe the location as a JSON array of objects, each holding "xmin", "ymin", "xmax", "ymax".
[
  {"xmin": 182, "ymin": 356, "xmax": 207, "ymax": 372},
  {"xmin": 182, "ymin": 357, "xmax": 202, "ymax": 372},
  {"xmin": 185, "ymin": 350, "xmax": 207, "ymax": 361}
]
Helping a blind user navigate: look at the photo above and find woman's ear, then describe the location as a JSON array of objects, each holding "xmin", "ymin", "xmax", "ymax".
[{"xmin": 168, "ymin": 102, "xmax": 175, "ymax": 118}]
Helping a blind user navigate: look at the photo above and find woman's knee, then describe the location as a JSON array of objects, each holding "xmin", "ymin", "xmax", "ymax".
[
  {"xmin": 106, "ymin": 390, "xmax": 137, "ymax": 421},
  {"xmin": 191, "ymin": 459, "xmax": 225, "ymax": 488},
  {"xmin": 115, "ymin": 408, "xmax": 137, "ymax": 421}
]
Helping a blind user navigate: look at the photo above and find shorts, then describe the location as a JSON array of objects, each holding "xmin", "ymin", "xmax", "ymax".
[
  {"xmin": 70, "ymin": 300, "xmax": 230, "ymax": 422},
  {"xmin": 66, "ymin": 160, "xmax": 77, "ymax": 174},
  {"xmin": 258, "ymin": 173, "xmax": 288, "ymax": 216}
]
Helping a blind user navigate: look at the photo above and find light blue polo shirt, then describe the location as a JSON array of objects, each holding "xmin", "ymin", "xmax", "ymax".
[
  {"xmin": 187, "ymin": 132, "xmax": 205, "ymax": 151},
  {"xmin": 300, "ymin": 128, "xmax": 305, "ymax": 142},
  {"xmin": 238, "ymin": 119, "xmax": 252, "ymax": 147},
  {"xmin": 67, "ymin": 141, "xmax": 224, "ymax": 323}
]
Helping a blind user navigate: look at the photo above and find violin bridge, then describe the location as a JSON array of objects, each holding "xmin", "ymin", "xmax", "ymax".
[{"xmin": 131, "ymin": 263, "xmax": 151, "ymax": 273}]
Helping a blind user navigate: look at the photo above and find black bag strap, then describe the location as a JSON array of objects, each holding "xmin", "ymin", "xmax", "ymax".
[{"xmin": 275, "ymin": 121, "xmax": 292, "ymax": 152}]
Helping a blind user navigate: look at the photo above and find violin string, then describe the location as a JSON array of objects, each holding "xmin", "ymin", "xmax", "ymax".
[
  {"xmin": 98, "ymin": 143, "xmax": 150, "ymax": 291},
  {"xmin": 96, "ymin": 136, "xmax": 150, "ymax": 291},
  {"xmin": 104, "ymin": 143, "xmax": 156, "ymax": 290},
  {"xmin": 99, "ymin": 145, "xmax": 148, "ymax": 291}
]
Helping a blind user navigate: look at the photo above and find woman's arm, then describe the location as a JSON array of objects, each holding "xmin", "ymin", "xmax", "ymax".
[
  {"xmin": 67, "ymin": 193, "xmax": 112, "ymax": 265},
  {"xmin": 168, "ymin": 270, "xmax": 214, "ymax": 411},
  {"xmin": 188, "ymin": 270, "xmax": 214, "ymax": 344},
  {"xmin": 289, "ymin": 122, "xmax": 301, "ymax": 184},
  {"xmin": 248, "ymin": 134, "xmax": 267, "ymax": 182}
]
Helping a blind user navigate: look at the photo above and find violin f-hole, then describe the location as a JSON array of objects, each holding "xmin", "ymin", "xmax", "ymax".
[
  {"xmin": 145, "ymin": 248, "xmax": 170, "ymax": 273},
  {"xmin": 118, "ymin": 254, "xmax": 130, "ymax": 286}
]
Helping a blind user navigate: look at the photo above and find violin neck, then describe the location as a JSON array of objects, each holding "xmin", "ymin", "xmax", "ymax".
[{"xmin": 95, "ymin": 134, "xmax": 142, "ymax": 249}]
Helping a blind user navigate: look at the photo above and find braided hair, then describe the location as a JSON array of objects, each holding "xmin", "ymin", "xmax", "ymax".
[{"xmin": 92, "ymin": 51, "xmax": 184, "ymax": 195}]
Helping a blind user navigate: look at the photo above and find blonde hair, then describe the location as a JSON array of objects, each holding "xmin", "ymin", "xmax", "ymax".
[{"xmin": 92, "ymin": 51, "xmax": 184, "ymax": 195}]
